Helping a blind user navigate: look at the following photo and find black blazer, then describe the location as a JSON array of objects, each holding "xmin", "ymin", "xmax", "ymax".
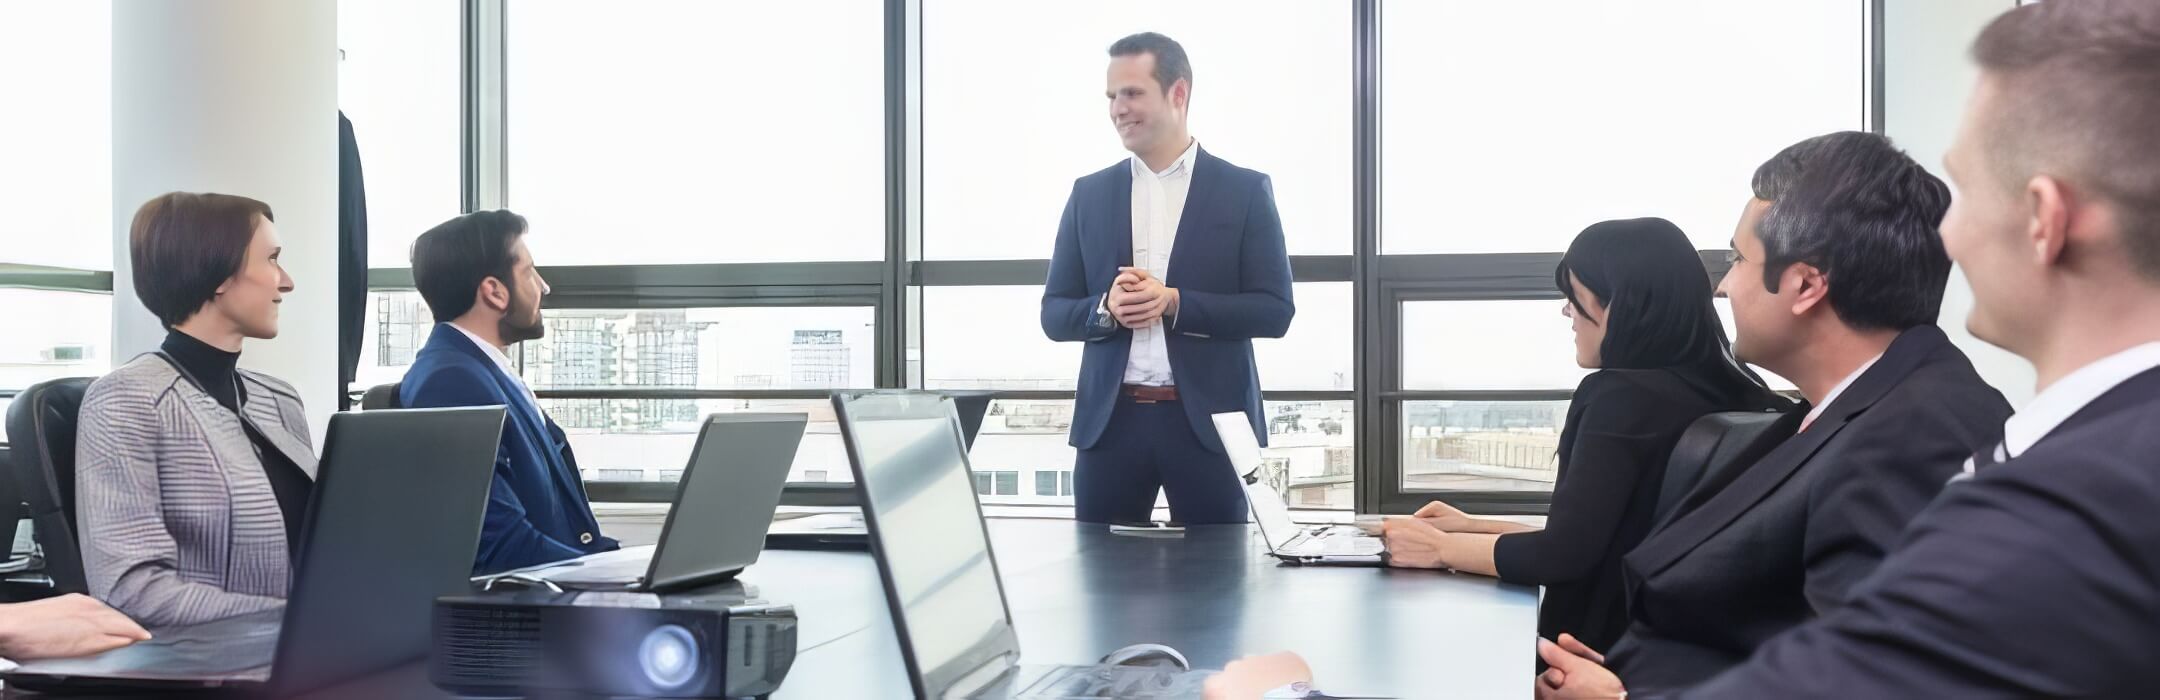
[
  {"xmin": 1605, "ymin": 326, "xmax": 2011, "ymax": 693},
  {"xmin": 1493, "ymin": 368, "xmax": 1782, "ymax": 654},
  {"xmin": 1675, "ymin": 365, "xmax": 2160, "ymax": 699}
]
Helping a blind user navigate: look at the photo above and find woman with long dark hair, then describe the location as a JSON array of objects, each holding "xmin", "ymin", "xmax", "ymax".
[{"xmin": 1382, "ymin": 217, "xmax": 1787, "ymax": 654}]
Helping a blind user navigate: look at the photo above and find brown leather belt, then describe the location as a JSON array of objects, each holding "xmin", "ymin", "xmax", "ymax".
[{"xmin": 1122, "ymin": 384, "xmax": 1179, "ymax": 403}]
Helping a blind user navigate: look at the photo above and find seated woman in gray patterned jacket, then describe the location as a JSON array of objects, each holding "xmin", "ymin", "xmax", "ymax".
[{"xmin": 75, "ymin": 192, "xmax": 315, "ymax": 627}]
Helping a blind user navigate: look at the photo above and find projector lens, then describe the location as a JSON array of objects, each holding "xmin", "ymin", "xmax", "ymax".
[{"xmin": 639, "ymin": 624, "xmax": 699, "ymax": 690}]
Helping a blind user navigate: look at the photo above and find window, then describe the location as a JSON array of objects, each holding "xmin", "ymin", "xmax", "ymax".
[
  {"xmin": 973, "ymin": 472, "xmax": 993, "ymax": 496},
  {"xmin": 597, "ymin": 469, "xmax": 644, "ymax": 482},
  {"xmin": 357, "ymin": 291, "xmax": 428, "ymax": 392},
  {"xmin": 1402, "ymin": 400, "xmax": 1569, "ymax": 493},
  {"xmin": 972, "ymin": 470, "xmax": 1020, "ymax": 497},
  {"xmin": 924, "ymin": 283, "xmax": 1350, "ymax": 391},
  {"xmin": 517, "ymin": 306, "xmax": 874, "ymax": 391},
  {"xmin": 504, "ymin": 0, "xmax": 884, "ymax": 265},
  {"xmin": 338, "ymin": 0, "xmax": 461, "ymax": 268},
  {"xmin": 1034, "ymin": 470, "xmax": 1077, "ymax": 497},
  {"xmin": 536, "ymin": 398, "xmax": 851, "ymax": 484},
  {"xmin": 1380, "ymin": 0, "xmax": 1865, "ymax": 254},
  {"xmin": 0, "ymin": 290, "xmax": 112, "ymax": 392},
  {"xmin": 969, "ymin": 398, "xmax": 1355, "ymax": 509},
  {"xmin": 923, "ymin": 0, "xmax": 1352, "ymax": 260},
  {"xmin": 1402, "ymin": 300, "xmax": 1588, "ymax": 391},
  {"xmin": 0, "ymin": 1, "xmax": 111, "ymax": 271}
]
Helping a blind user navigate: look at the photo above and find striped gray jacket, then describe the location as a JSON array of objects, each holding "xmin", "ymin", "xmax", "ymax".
[{"xmin": 74, "ymin": 354, "xmax": 317, "ymax": 627}]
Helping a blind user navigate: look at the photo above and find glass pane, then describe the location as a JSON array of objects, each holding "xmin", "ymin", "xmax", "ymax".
[
  {"xmin": 994, "ymin": 471, "xmax": 1019, "ymax": 496},
  {"xmin": 505, "ymin": 1, "xmax": 883, "ymax": 264},
  {"xmin": 516, "ymin": 307, "xmax": 874, "ymax": 391},
  {"xmin": 0, "ymin": 1, "xmax": 111, "ymax": 270},
  {"xmin": 970, "ymin": 399, "xmax": 1353, "ymax": 510},
  {"xmin": 924, "ymin": 283, "xmax": 1348, "ymax": 391},
  {"xmin": 338, "ymin": 0, "xmax": 461, "ymax": 268},
  {"xmin": 357, "ymin": 291, "xmax": 429, "ymax": 393},
  {"xmin": 1381, "ymin": 1, "xmax": 1864, "ymax": 254},
  {"xmin": 923, "ymin": 0, "xmax": 1351, "ymax": 260},
  {"xmin": 1402, "ymin": 400, "xmax": 1568, "ymax": 493},
  {"xmin": 1402, "ymin": 300, "xmax": 1588, "ymax": 391},
  {"xmin": 1034, "ymin": 471, "xmax": 1058, "ymax": 497},
  {"xmin": 537, "ymin": 397, "xmax": 849, "ymax": 484},
  {"xmin": 0, "ymin": 290, "xmax": 112, "ymax": 392}
]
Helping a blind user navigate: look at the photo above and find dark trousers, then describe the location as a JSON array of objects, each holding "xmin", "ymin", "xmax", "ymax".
[{"xmin": 1073, "ymin": 396, "xmax": 1249, "ymax": 525}]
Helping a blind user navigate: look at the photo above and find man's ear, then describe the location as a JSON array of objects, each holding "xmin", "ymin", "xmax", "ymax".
[
  {"xmin": 478, "ymin": 277, "xmax": 510, "ymax": 314},
  {"xmin": 1786, "ymin": 263, "xmax": 1830, "ymax": 318}
]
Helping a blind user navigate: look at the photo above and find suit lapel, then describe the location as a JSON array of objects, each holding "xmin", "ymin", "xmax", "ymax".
[
  {"xmin": 433, "ymin": 325, "xmax": 580, "ymax": 506},
  {"xmin": 237, "ymin": 378, "xmax": 319, "ymax": 478},
  {"xmin": 1627, "ymin": 326, "xmax": 1952, "ymax": 578},
  {"xmin": 1165, "ymin": 149, "xmax": 1220, "ymax": 286},
  {"xmin": 1110, "ymin": 164, "xmax": 1135, "ymax": 271}
]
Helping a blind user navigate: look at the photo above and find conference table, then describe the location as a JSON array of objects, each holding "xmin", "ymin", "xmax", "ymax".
[{"xmin": 15, "ymin": 518, "xmax": 1540, "ymax": 699}]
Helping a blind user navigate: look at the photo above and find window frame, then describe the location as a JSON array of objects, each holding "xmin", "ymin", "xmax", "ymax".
[{"xmin": 326, "ymin": 0, "xmax": 1880, "ymax": 516}]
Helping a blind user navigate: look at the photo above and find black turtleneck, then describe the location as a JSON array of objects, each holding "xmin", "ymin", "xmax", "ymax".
[{"xmin": 160, "ymin": 330, "xmax": 313, "ymax": 557}]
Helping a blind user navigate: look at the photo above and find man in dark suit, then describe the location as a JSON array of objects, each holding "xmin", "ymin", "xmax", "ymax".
[
  {"xmin": 399, "ymin": 210, "xmax": 616, "ymax": 575},
  {"xmin": 1590, "ymin": 131, "xmax": 2013, "ymax": 693},
  {"xmin": 1040, "ymin": 32, "xmax": 1294, "ymax": 524},
  {"xmin": 1535, "ymin": 1, "xmax": 2160, "ymax": 696}
]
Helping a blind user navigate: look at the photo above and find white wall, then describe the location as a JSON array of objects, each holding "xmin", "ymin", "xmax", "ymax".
[
  {"xmin": 1883, "ymin": 0, "xmax": 2036, "ymax": 405},
  {"xmin": 111, "ymin": 0, "xmax": 340, "ymax": 443}
]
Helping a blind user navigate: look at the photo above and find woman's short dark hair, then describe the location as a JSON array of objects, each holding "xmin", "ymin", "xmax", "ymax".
[
  {"xmin": 129, "ymin": 192, "xmax": 274, "ymax": 328},
  {"xmin": 1750, "ymin": 131, "xmax": 1953, "ymax": 331},
  {"xmin": 410, "ymin": 210, "xmax": 529, "ymax": 323}
]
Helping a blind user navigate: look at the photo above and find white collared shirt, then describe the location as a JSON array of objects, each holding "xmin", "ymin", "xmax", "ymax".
[
  {"xmin": 1121, "ymin": 138, "xmax": 1201, "ymax": 387},
  {"xmin": 1800, "ymin": 353, "xmax": 1883, "ymax": 432},
  {"xmin": 1960, "ymin": 341, "xmax": 2160, "ymax": 475},
  {"xmin": 450, "ymin": 322, "xmax": 539, "ymax": 407}
]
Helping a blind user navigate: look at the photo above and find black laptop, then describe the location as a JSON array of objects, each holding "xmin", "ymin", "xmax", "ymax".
[
  {"xmin": 764, "ymin": 391, "xmax": 990, "ymax": 550},
  {"xmin": 2, "ymin": 407, "xmax": 506, "ymax": 696},
  {"xmin": 489, "ymin": 412, "xmax": 807, "ymax": 591},
  {"xmin": 832, "ymin": 391, "xmax": 1212, "ymax": 698}
]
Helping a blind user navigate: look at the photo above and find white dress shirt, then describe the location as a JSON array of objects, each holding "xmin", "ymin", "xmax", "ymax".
[
  {"xmin": 1960, "ymin": 341, "xmax": 2160, "ymax": 475},
  {"xmin": 1119, "ymin": 138, "xmax": 1201, "ymax": 387},
  {"xmin": 1800, "ymin": 352, "xmax": 1883, "ymax": 432},
  {"xmin": 451, "ymin": 322, "xmax": 539, "ymax": 407}
]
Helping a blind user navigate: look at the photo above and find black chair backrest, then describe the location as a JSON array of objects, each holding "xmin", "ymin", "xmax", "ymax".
[
  {"xmin": 360, "ymin": 382, "xmax": 402, "ymax": 411},
  {"xmin": 1654, "ymin": 410, "xmax": 1789, "ymax": 524},
  {"xmin": 3, "ymin": 377, "xmax": 95, "ymax": 593}
]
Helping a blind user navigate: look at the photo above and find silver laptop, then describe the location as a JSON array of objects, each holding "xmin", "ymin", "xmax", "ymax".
[
  {"xmin": 833, "ymin": 391, "xmax": 1213, "ymax": 699},
  {"xmin": 494, "ymin": 412, "xmax": 807, "ymax": 592},
  {"xmin": 1211, "ymin": 412, "xmax": 1387, "ymax": 566},
  {"xmin": 3, "ymin": 407, "xmax": 507, "ymax": 695}
]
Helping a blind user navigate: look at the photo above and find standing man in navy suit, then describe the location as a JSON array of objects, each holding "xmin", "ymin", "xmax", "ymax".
[
  {"xmin": 400, "ymin": 210, "xmax": 616, "ymax": 574},
  {"xmin": 1041, "ymin": 32, "xmax": 1295, "ymax": 525}
]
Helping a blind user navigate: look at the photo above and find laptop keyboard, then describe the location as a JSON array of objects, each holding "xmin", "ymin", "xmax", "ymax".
[{"xmin": 1319, "ymin": 535, "xmax": 1385, "ymax": 556}]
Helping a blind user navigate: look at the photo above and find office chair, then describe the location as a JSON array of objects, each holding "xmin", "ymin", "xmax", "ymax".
[
  {"xmin": 3, "ymin": 377, "xmax": 96, "ymax": 595},
  {"xmin": 360, "ymin": 382, "xmax": 403, "ymax": 410},
  {"xmin": 1654, "ymin": 410, "xmax": 1789, "ymax": 524}
]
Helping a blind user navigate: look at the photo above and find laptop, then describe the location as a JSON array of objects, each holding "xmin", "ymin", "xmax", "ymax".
[
  {"xmin": 492, "ymin": 412, "xmax": 807, "ymax": 591},
  {"xmin": 764, "ymin": 391, "xmax": 993, "ymax": 551},
  {"xmin": 833, "ymin": 391, "xmax": 1212, "ymax": 699},
  {"xmin": 1211, "ymin": 412, "xmax": 1387, "ymax": 566},
  {"xmin": 3, "ymin": 407, "xmax": 506, "ymax": 695}
]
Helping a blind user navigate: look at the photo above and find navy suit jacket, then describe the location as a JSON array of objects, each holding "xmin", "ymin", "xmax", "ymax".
[
  {"xmin": 1609, "ymin": 326, "xmax": 2010, "ymax": 693},
  {"xmin": 1671, "ymin": 366, "xmax": 2160, "ymax": 699},
  {"xmin": 399, "ymin": 324, "xmax": 617, "ymax": 575},
  {"xmin": 1040, "ymin": 148, "xmax": 1294, "ymax": 453}
]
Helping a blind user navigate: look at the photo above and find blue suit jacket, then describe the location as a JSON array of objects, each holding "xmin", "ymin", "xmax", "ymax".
[
  {"xmin": 1040, "ymin": 148, "xmax": 1294, "ymax": 453},
  {"xmin": 399, "ymin": 324, "xmax": 617, "ymax": 575}
]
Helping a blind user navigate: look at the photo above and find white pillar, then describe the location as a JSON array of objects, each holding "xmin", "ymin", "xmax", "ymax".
[
  {"xmin": 112, "ymin": 0, "xmax": 340, "ymax": 443},
  {"xmin": 1883, "ymin": 0, "xmax": 2036, "ymax": 406}
]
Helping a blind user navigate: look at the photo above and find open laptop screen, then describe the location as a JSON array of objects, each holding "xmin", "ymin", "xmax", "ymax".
[
  {"xmin": 835, "ymin": 392, "xmax": 1018, "ymax": 699},
  {"xmin": 1210, "ymin": 412, "xmax": 1301, "ymax": 552}
]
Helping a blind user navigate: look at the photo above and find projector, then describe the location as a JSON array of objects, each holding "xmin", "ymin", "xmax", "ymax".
[{"xmin": 430, "ymin": 581, "xmax": 798, "ymax": 698}]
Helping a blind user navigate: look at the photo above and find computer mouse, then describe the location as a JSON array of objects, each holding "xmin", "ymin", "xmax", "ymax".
[{"xmin": 1099, "ymin": 643, "xmax": 1191, "ymax": 671}]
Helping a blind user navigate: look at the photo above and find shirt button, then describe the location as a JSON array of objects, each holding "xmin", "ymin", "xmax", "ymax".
[{"xmin": 580, "ymin": 532, "xmax": 594, "ymax": 545}]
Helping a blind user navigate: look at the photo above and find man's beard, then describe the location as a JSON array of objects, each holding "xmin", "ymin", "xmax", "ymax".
[{"xmin": 499, "ymin": 302, "xmax": 546, "ymax": 345}]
